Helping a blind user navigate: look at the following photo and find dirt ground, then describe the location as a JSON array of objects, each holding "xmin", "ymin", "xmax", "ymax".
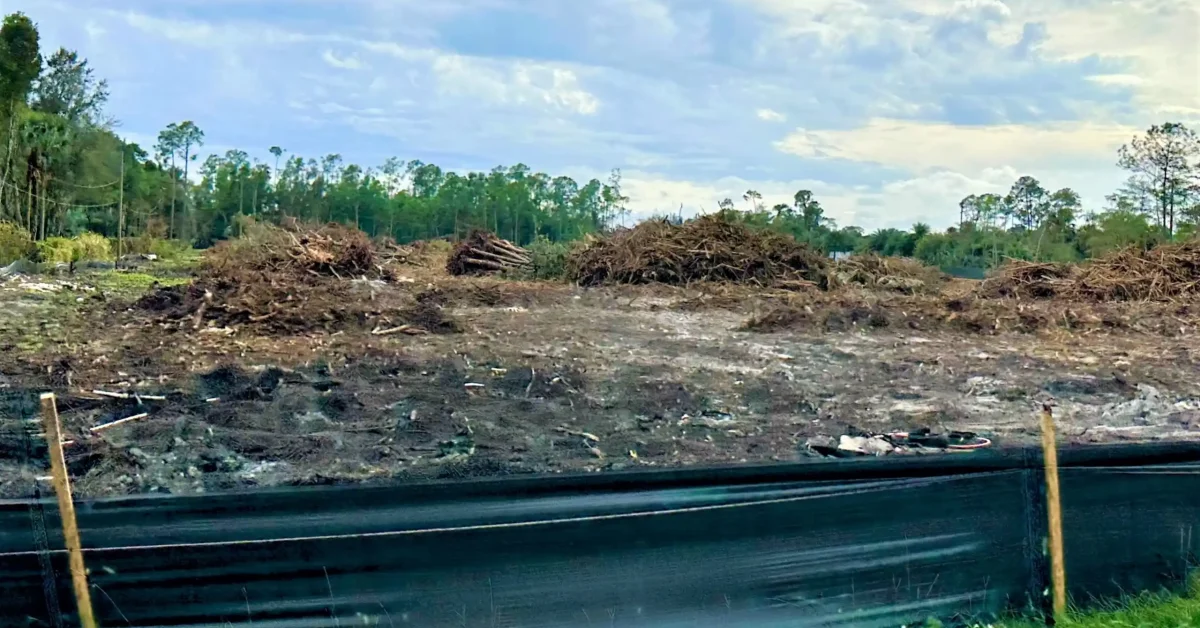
[{"xmin": 2, "ymin": 259, "xmax": 1199, "ymax": 499}]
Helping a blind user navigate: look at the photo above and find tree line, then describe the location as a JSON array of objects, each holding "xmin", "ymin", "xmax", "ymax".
[{"xmin": 2, "ymin": 10, "xmax": 1199, "ymax": 269}]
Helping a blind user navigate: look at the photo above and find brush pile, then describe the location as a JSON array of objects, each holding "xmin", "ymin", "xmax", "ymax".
[
  {"xmin": 566, "ymin": 215, "xmax": 830, "ymax": 289},
  {"xmin": 137, "ymin": 221, "xmax": 458, "ymax": 334},
  {"xmin": 980, "ymin": 241, "xmax": 1200, "ymax": 301},
  {"xmin": 447, "ymin": 231, "xmax": 531, "ymax": 276},
  {"xmin": 834, "ymin": 254, "xmax": 946, "ymax": 293},
  {"xmin": 1071, "ymin": 242, "xmax": 1200, "ymax": 300},
  {"xmin": 979, "ymin": 261, "xmax": 1074, "ymax": 299}
]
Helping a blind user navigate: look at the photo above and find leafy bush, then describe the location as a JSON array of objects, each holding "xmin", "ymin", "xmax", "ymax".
[
  {"xmin": 0, "ymin": 222, "xmax": 34, "ymax": 264},
  {"xmin": 37, "ymin": 232, "xmax": 115, "ymax": 264},
  {"xmin": 516, "ymin": 236, "xmax": 572, "ymax": 280},
  {"xmin": 37, "ymin": 237, "xmax": 78, "ymax": 264},
  {"xmin": 74, "ymin": 232, "xmax": 113, "ymax": 261}
]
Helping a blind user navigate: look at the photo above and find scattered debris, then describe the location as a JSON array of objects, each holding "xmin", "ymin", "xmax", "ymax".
[
  {"xmin": 807, "ymin": 428, "xmax": 992, "ymax": 458},
  {"xmin": 834, "ymin": 254, "xmax": 946, "ymax": 293}
]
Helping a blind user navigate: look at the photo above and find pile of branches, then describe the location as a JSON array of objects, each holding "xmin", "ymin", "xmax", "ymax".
[
  {"xmin": 979, "ymin": 261, "xmax": 1075, "ymax": 299},
  {"xmin": 834, "ymin": 254, "xmax": 946, "ymax": 293},
  {"xmin": 980, "ymin": 241, "xmax": 1200, "ymax": 301},
  {"xmin": 565, "ymin": 215, "xmax": 830, "ymax": 289},
  {"xmin": 1072, "ymin": 242, "xmax": 1200, "ymax": 300},
  {"xmin": 203, "ymin": 221, "xmax": 383, "ymax": 279},
  {"xmin": 447, "ymin": 231, "xmax": 531, "ymax": 276},
  {"xmin": 136, "ymin": 221, "xmax": 459, "ymax": 334}
]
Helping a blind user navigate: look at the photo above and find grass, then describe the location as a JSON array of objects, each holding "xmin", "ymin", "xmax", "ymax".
[
  {"xmin": 945, "ymin": 578, "xmax": 1200, "ymax": 628},
  {"xmin": 88, "ymin": 271, "xmax": 191, "ymax": 295}
]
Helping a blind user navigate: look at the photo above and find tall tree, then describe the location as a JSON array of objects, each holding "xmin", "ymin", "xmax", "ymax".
[
  {"xmin": 742, "ymin": 189, "xmax": 762, "ymax": 212},
  {"xmin": 793, "ymin": 189, "xmax": 823, "ymax": 230},
  {"xmin": 0, "ymin": 12, "xmax": 41, "ymax": 216},
  {"xmin": 1117, "ymin": 122, "xmax": 1200, "ymax": 235},
  {"xmin": 31, "ymin": 48, "xmax": 109, "ymax": 125},
  {"xmin": 155, "ymin": 123, "xmax": 181, "ymax": 238},
  {"xmin": 1005, "ymin": 176, "xmax": 1049, "ymax": 230},
  {"xmin": 268, "ymin": 145, "xmax": 283, "ymax": 182},
  {"xmin": 0, "ymin": 12, "xmax": 40, "ymax": 111},
  {"xmin": 174, "ymin": 121, "xmax": 203, "ymax": 236}
]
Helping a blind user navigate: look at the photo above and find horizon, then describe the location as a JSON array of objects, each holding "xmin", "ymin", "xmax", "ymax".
[{"xmin": 7, "ymin": 0, "xmax": 1198, "ymax": 230}]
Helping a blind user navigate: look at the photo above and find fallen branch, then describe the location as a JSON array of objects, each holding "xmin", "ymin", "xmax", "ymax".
[
  {"xmin": 91, "ymin": 412, "xmax": 151, "ymax": 433},
  {"xmin": 371, "ymin": 324, "xmax": 429, "ymax": 336},
  {"xmin": 91, "ymin": 390, "xmax": 168, "ymax": 401},
  {"xmin": 556, "ymin": 426, "xmax": 601, "ymax": 442}
]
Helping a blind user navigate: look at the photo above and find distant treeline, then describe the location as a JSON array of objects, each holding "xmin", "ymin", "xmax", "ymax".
[{"xmin": 1, "ymin": 11, "xmax": 1198, "ymax": 269}]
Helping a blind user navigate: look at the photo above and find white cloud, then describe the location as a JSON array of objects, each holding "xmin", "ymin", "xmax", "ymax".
[
  {"xmin": 84, "ymin": 20, "xmax": 106, "ymax": 41},
  {"xmin": 776, "ymin": 118, "xmax": 1138, "ymax": 174},
  {"xmin": 743, "ymin": 0, "xmax": 1200, "ymax": 120},
  {"xmin": 431, "ymin": 56, "xmax": 600, "ymax": 115},
  {"xmin": 1028, "ymin": 0, "xmax": 1200, "ymax": 117},
  {"xmin": 322, "ymin": 49, "xmax": 363, "ymax": 71},
  {"xmin": 756, "ymin": 108, "xmax": 787, "ymax": 122}
]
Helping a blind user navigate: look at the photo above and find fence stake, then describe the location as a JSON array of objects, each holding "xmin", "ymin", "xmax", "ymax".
[
  {"xmin": 1040, "ymin": 401, "xmax": 1067, "ymax": 620},
  {"xmin": 40, "ymin": 393, "xmax": 98, "ymax": 628}
]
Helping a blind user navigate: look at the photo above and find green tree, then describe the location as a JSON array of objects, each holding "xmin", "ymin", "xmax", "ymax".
[
  {"xmin": 174, "ymin": 121, "xmax": 203, "ymax": 237},
  {"xmin": 743, "ymin": 189, "xmax": 762, "ymax": 212},
  {"xmin": 1117, "ymin": 122, "xmax": 1200, "ymax": 235},
  {"xmin": 0, "ymin": 12, "xmax": 40, "ymax": 110},
  {"xmin": 268, "ymin": 146, "xmax": 284, "ymax": 181},
  {"xmin": 1005, "ymin": 175, "xmax": 1049, "ymax": 229},
  {"xmin": 31, "ymin": 48, "xmax": 109, "ymax": 124},
  {"xmin": 155, "ymin": 123, "xmax": 181, "ymax": 238},
  {"xmin": 0, "ymin": 12, "xmax": 42, "ymax": 217}
]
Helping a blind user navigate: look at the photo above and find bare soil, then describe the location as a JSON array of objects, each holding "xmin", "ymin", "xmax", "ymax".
[{"xmin": 2, "ymin": 262, "xmax": 1199, "ymax": 499}]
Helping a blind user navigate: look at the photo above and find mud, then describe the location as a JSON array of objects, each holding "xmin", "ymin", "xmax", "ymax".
[{"xmin": 2, "ymin": 269, "xmax": 1200, "ymax": 498}]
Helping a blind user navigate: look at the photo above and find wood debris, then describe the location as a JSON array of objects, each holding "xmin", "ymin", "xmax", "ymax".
[{"xmin": 447, "ymin": 231, "xmax": 532, "ymax": 276}]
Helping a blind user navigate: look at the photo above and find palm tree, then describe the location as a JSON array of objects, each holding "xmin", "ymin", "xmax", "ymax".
[{"xmin": 20, "ymin": 113, "xmax": 70, "ymax": 239}]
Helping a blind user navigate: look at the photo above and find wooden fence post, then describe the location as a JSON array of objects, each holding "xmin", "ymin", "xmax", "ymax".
[
  {"xmin": 40, "ymin": 393, "xmax": 98, "ymax": 628},
  {"xmin": 1040, "ymin": 401, "xmax": 1067, "ymax": 620}
]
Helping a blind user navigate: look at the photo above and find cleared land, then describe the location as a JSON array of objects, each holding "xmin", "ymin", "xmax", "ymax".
[{"xmin": 2, "ymin": 221, "xmax": 1199, "ymax": 498}]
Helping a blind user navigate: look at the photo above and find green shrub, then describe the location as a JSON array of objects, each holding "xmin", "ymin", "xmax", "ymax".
[
  {"xmin": 35, "ymin": 232, "xmax": 115, "ymax": 265},
  {"xmin": 74, "ymin": 232, "xmax": 113, "ymax": 261},
  {"xmin": 0, "ymin": 222, "xmax": 34, "ymax": 264},
  {"xmin": 37, "ymin": 237, "xmax": 78, "ymax": 264},
  {"xmin": 517, "ymin": 236, "xmax": 572, "ymax": 280}
]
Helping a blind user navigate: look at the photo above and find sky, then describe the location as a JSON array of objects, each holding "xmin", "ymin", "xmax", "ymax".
[{"xmin": 5, "ymin": 0, "xmax": 1199, "ymax": 229}]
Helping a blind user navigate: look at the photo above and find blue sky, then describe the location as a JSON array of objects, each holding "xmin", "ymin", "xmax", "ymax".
[{"xmin": 6, "ymin": 0, "xmax": 1198, "ymax": 229}]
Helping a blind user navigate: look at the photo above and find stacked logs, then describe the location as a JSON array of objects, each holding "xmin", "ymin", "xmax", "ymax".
[{"xmin": 447, "ymin": 231, "xmax": 531, "ymax": 276}]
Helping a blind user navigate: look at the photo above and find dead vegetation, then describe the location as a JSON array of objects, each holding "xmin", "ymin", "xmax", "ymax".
[
  {"xmin": 566, "ymin": 215, "xmax": 830, "ymax": 289},
  {"xmin": 136, "ymin": 221, "xmax": 460, "ymax": 335},
  {"xmin": 833, "ymin": 254, "xmax": 946, "ymax": 293},
  {"xmin": 981, "ymin": 241, "xmax": 1200, "ymax": 302},
  {"xmin": 447, "ymin": 231, "xmax": 531, "ymax": 276}
]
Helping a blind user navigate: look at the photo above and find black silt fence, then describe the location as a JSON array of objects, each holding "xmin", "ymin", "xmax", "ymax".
[{"xmin": 1, "ymin": 443, "xmax": 1200, "ymax": 627}]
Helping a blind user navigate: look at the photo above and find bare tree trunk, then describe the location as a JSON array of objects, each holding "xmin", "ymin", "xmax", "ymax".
[
  {"xmin": 169, "ymin": 157, "xmax": 177, "ymax": 240},
  {"xmin": 0, "ymin": 113, "xmax": 16, "ymax": 218},
  {"xmin": 38, "ymin": 179, "xmax": 46, "ymax": 241},
  {"xmin": 25, "ymin": 181, "xmax": 32, "ymax": 235}
]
